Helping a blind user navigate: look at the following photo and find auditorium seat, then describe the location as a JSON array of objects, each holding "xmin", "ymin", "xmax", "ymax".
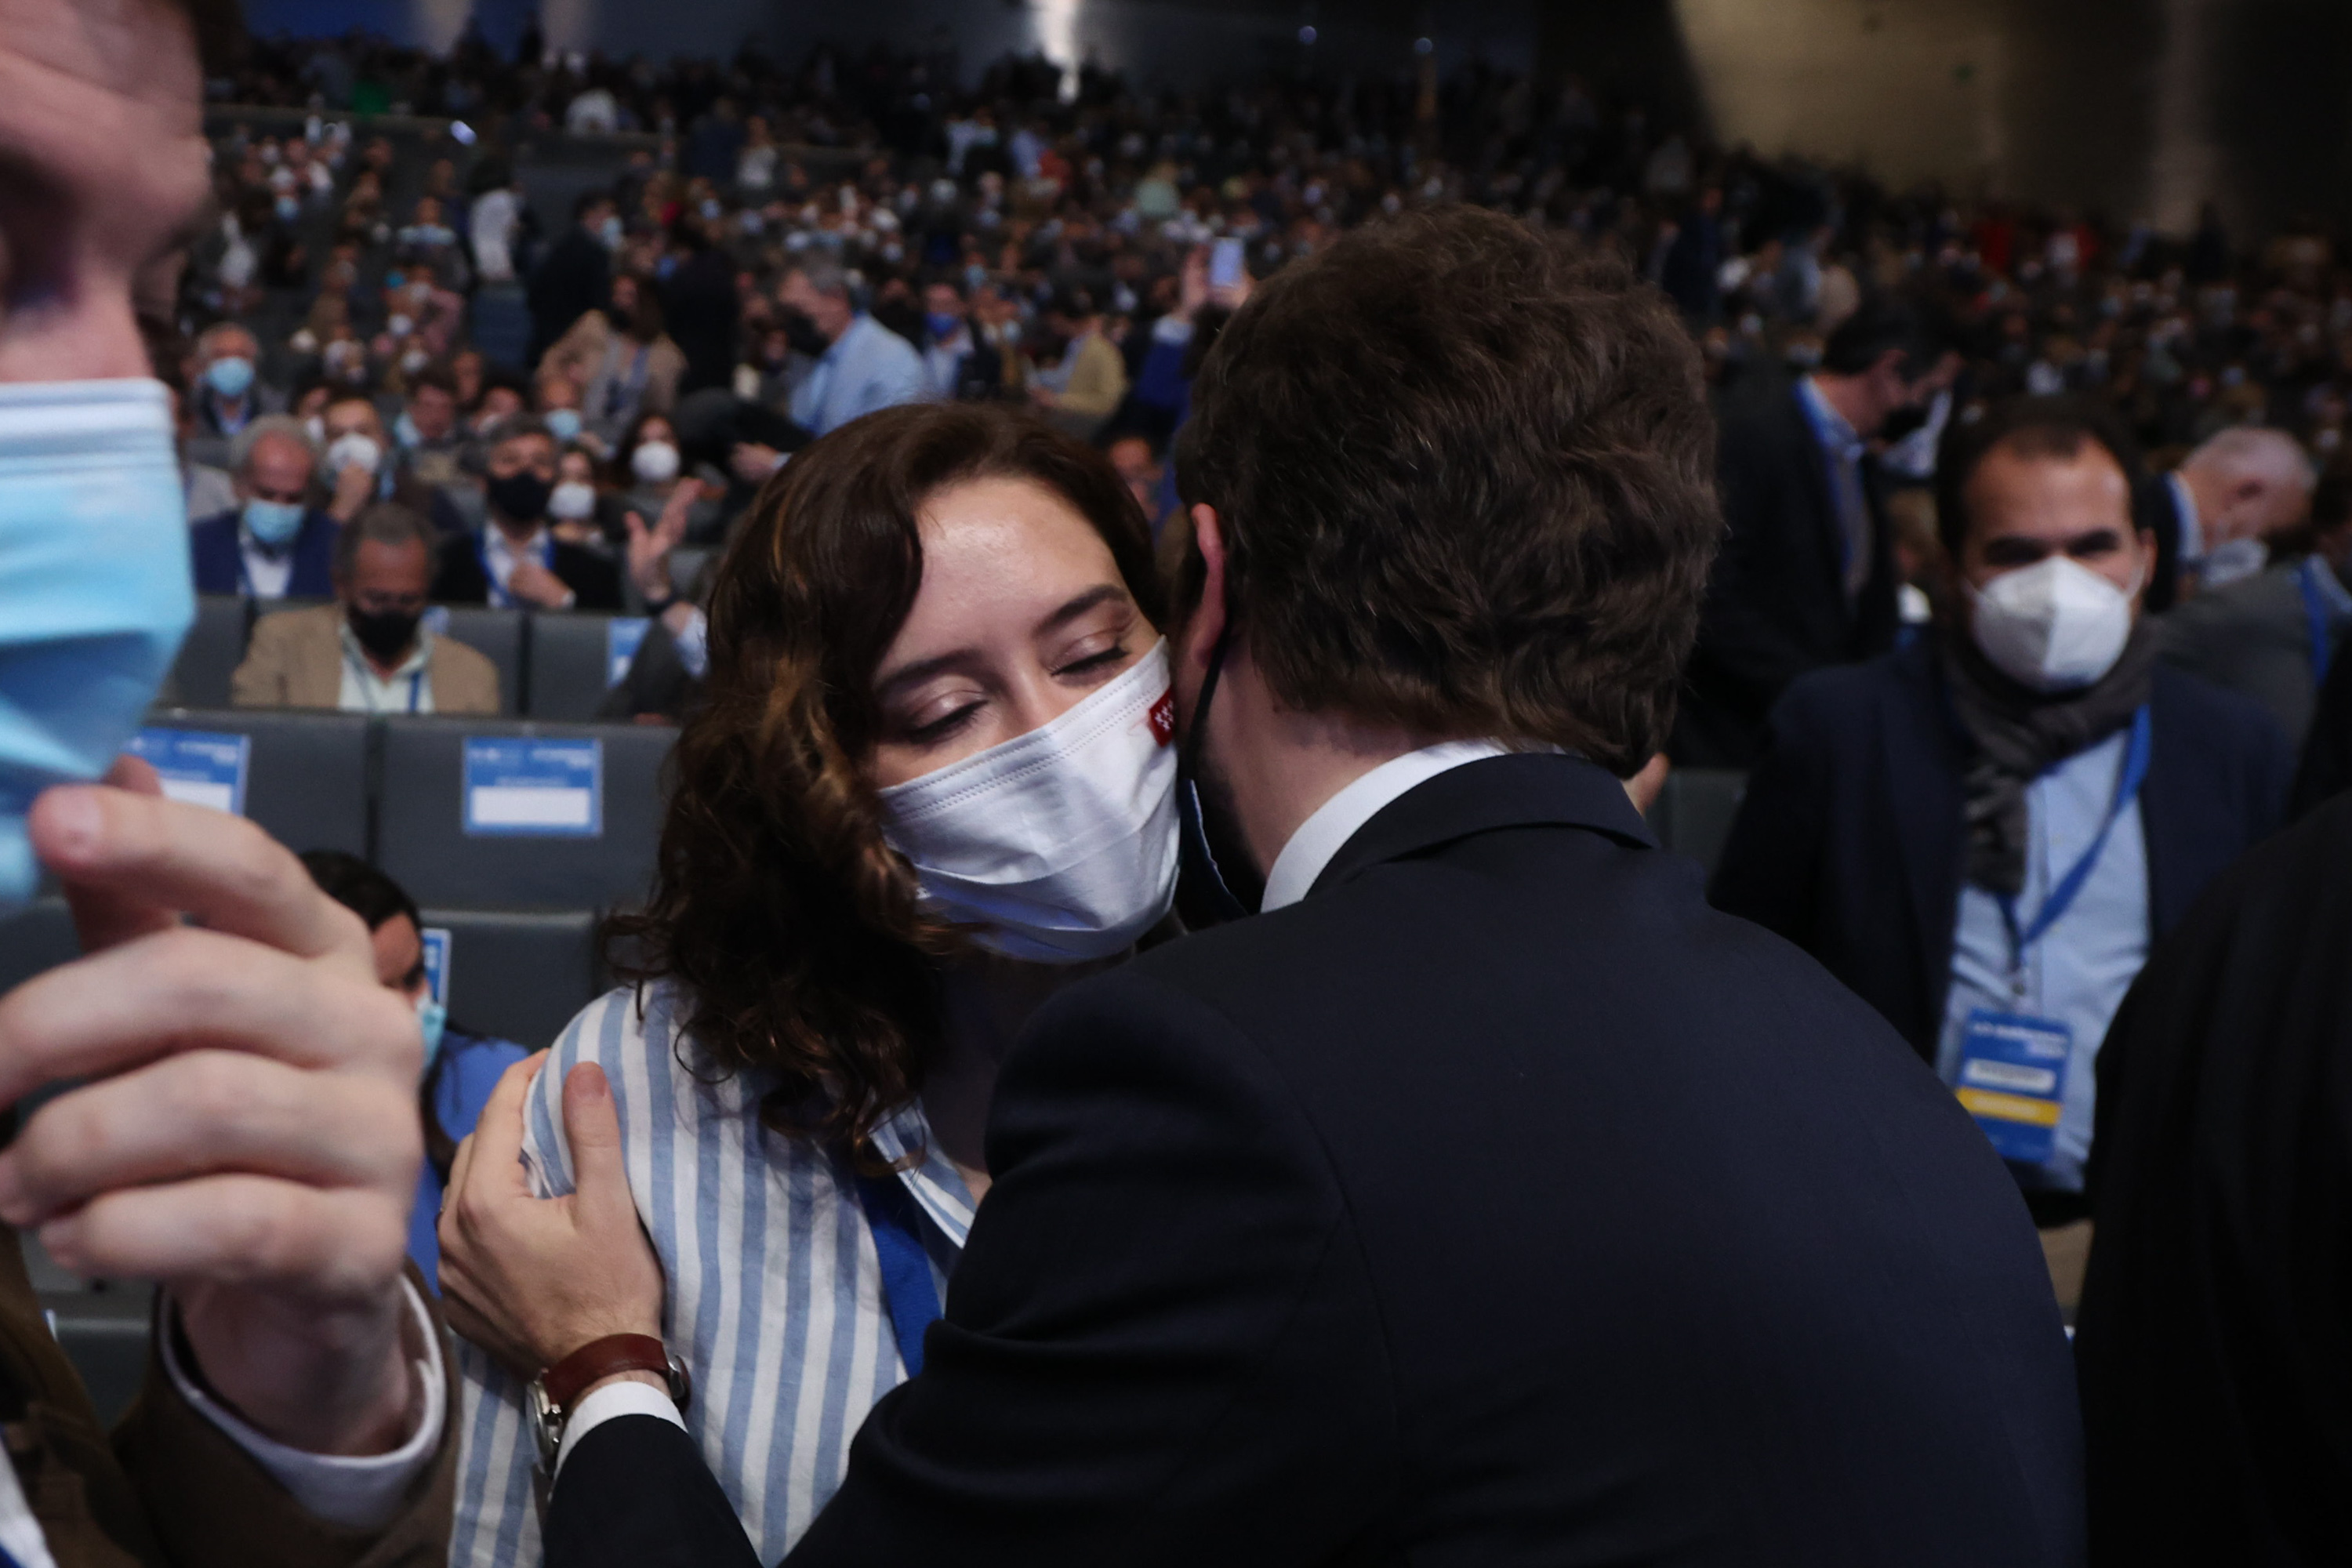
[
  {"xmin": 168, "ymin": 594, "xmax": 251, "ymax": 708},
  {"xmin": 0, "ymin": 897, "xmax": 80, "ymax": 1001},
  {"xmin": 417, "ymin": 906, "xmax": 603, "ymax": 1051},
  {"xmin": 141, "ymin": 707, "xmax": 374, "ymax": 858},
  {"xmin": 429, "ymin": 606, "xmax": 526, "ymax": 716},
  {"xmin": 374, "ymin": 717, "xmax": 672, "ymax": 909},
  {"xmin": 526, "ymin": 612, "xmax": 638, "ymax": 720},
  {"xmin": 1647, "ymin": 768, "xmax": 1748, "ymax": 878}
]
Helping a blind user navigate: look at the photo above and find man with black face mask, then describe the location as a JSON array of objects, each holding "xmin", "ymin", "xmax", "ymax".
[
  {"xmin": 234, "ymin": 502, "xmax": 499, "ymax": 713},
  {"xmin": 431, "ymin": 416, "xmax": 624, "ymax": 610},
  {"xmin": 1674, "ymin": 294, "xmax": 1961, "ymax": 766}
]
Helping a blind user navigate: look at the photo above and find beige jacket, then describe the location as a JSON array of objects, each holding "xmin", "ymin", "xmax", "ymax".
[
  {"xmin": 0, "ymin": 1231, "xmax": 458, "ymax": 1568},
  {"xmin": 231, "ymin": 604, "xmax": 501, "ymax": 715},
  {"xmin": 543, "ymin": 312, "xmax": 686, "ymax": 430}
]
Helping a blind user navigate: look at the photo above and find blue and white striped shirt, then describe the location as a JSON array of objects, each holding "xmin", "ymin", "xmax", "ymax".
[{"xmin": 451, "ymin": 983, "xmax": 974, "ymax": 1566}]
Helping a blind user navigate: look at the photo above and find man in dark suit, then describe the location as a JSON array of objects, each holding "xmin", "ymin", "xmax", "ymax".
[
  {"xmin": 527, "ymin": 191, "xmax": 616, "ymax": 368},
  {"xmin": 430, "ymin": 417, "xmax": 623, "ymax": 610},
  {"xmin": 188, "ymin": 415, "xmax": 339, "ymax": 598},
  {"xmin": 445, "ymin": 209, "xmax": 2083, "ymax": 1566},
  {"xmin": 1714, "ymin": 397, "xmax": 2290, "ymax": 1247},
  {"xmin": 1674, "ymin": 296, "xmax": 1960, "ymax": 766}
]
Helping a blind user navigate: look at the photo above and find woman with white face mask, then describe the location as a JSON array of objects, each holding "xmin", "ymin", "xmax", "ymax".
[
  {"xmin": 603, "ymin": 409, "xmax": 719, "ymax": 558},
  {"xmin": 437, "ymin": 402, "xmax": 1177, "ymax": 1564}
]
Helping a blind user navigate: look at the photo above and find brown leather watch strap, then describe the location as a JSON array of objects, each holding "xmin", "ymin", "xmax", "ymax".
[{"xmin": 539, "ymin": 1334, "xmax": 674, "ymax": 1413}]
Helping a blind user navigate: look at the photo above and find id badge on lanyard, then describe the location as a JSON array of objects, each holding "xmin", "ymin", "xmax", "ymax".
[
  {"xmin": 1955, "ymin": 1011, "xmax": 2071, "ymax": 1163},
  {"xmin": 1952, "ymin": 706, "xmax": 2151, "ymax": 1166}
]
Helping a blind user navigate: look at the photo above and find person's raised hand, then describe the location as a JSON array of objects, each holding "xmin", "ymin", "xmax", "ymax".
[
  {"xmin": 729, "ymin": 442, "xmax": 782, "ymax": 487},
  {"xmin": 506, "ymin": 555, "xmax": 576, "ymax": 609},
  {"xmin": 328, "ymin": 456, "xmax": 376, "ymax": 522},
  {"xmin": 438, "ymin": 1058, "xmax": 666, "ymax": 1380},
  {"xmin": 1177, "ymin": 244, "xmax": 1209, "ymax": 322},
  {"xmin": 0, "ymin": 761, "xmax": 424, "ymax": 1455}
]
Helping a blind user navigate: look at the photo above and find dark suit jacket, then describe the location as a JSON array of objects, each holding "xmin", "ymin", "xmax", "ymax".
[
  {"xmin": 527, "ymin": 230, "xmax": 612, "ymax": 368},
  {"xmin": 549, "ymin": 753, "xmax": 2085, "ymax": 1567},
  {"xmin": 2132, "ymin": 471, "xmax": 2187, "ymax": 614},
  {"xmin": 430, "ymin": 532, "xmax": 623, "ymax": 612},
  {"xmin": 188, "ymin": 509, "xmax": 339, "ymax": 600},
  {"xmin": 1711, "ymin": 637, "xmax": 2292, "ymax": 1062},
  {"xmin": 1675, "ymin": 377, "xmax": 1900, "ymax": 767},
  {"xmin": 0, "ymin": 1229, "xmax": 456, "ymax": 1566}
]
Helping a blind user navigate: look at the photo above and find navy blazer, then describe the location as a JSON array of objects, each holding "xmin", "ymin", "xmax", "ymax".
[
  {"xmin": 1675, "ymin": 377, "xmax": 1902, "ymax": 768},
  {"xmin": 550, "ymin": 753, "xmax": 2083, "ymax": 1567},
  {"xmin": 1711, "ymin": 636, "xmax": 2293, "ymax": 1062},
  {"xmin": 188, "ymin": 506, "xmax": 339, "ymax": 599}
]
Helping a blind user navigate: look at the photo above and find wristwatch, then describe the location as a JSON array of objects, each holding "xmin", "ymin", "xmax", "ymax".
[{"xmin": 528, "ymin": 1333, "xmax": 691, "ymax": 1469}]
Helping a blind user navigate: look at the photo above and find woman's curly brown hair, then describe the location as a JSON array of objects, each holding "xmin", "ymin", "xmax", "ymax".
[{"xmin": 608, "ymin": 402, "xmax": 1163, "ymax": 1158}]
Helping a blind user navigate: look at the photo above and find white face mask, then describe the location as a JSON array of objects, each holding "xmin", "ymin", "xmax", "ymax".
[
  {"xmin": 550, "ymin": 480, "xmax": 598, "ymax": 520},
  {"xmin": 1968, "ymin": 554, "xmax": 2140, "ymax": 691},
  {"xmin": 2198, "ymin": 535, "xmax": 2268, "ymax": 590},
  {"xmin": 325, "ymin": 431, "xmax": 383, "ymax": 477},
  {"xmin": 630, "ymin": 441, "xmax": 681, "ymax": 485},
  {"xmin": 879, "ymin": 640, "xmax": 1178, "ymax": 964}
]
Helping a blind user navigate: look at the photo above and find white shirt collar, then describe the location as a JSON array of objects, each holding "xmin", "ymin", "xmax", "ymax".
[
  {"xmin": 2167, "ymin": 470, "xmax": 2205, "ymax": 561},
  {"xmin": 1797, "ymin": 375, "xmax": 1864, "ymax": 460},
  {"xmin": 1260, "ymin": 739, "xmax": 1531, "ymax": 912}
]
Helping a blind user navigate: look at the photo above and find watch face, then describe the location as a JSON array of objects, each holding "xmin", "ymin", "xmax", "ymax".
[{"xmin": 528, "ymin": 1378, "xmax": 563, "ymax": 1470}]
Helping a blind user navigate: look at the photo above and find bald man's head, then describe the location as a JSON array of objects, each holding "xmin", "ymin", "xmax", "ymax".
[{"xmin": 2180, "ymin": 426, "xmax": 2317, "ymax": 546}]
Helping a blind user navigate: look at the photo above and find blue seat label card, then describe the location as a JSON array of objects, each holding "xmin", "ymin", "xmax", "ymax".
[
  {"xmin": 419, "ymin": 927, "xmax": 451, "ymax": 1006},
  {"xmin": 462, "ymin": 737, "xmax": 603, "ymax": 837},
  {"xmin": 1954, "ymin": 1009, "xmax": 2071, "ymax": 1166},
  {"xmin": 127, "ymin": 729, "xmax": 251, "ymax": 816},
  {"xmin": 606, "ymin": 617, "xmax": 650, "ymax": 687}
]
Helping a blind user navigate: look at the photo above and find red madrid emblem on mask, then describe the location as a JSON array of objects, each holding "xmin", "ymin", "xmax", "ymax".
[{"xmin": 1147, "ymin": 692, "xmax": 1176, "ymax": 746}]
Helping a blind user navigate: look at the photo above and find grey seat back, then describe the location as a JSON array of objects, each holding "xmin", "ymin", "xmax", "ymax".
[
  {"xmin": 0, "ymin": 898, "xmax": 80, "ymax": 999},
  {"xmin": 416, "ymin": 906, "xmax": 603, "ymax": 1051},
  {"xmin": 140, "ymin": 707, "xmax": 374, "ymax": 857},
  {"xmin": 374, "ymin": 717, "xmax": 671, "ymax": 909},
  {"xmin": 169, "ymin": 595, "xmax": 252, "ymax": 709},
  {"xmin": 430, "ymin": 606, "xmax": 525, "ymax": 716},
  {"xmin": 526, "ymin": 612, "xmax": 643, "ymax": 720}
]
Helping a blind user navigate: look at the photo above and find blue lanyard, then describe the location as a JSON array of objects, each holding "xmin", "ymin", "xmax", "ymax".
[
  {"xmin": 478, "ymin": 532, "xmax": 550, "ymax": 609},
  {"xmin": 854, "ymin": 1174, "xmax": 942, "ymax": 1377},
  {"xmin": 1997, "ymin": 705, "xmax": 2153, "ymax": 976},
  {"xmin": 343, "ymin": 649, "xmax": 424, "ymax": 713},
  {"xmin": 2299, "ymin": 557, "xmax": 2341, "ymax": 688}
]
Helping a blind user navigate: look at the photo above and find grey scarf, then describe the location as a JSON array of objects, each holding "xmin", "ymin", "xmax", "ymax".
[{"xmin": 1940, "ymin": 621, "xmax": 2160, "ymax": 898}]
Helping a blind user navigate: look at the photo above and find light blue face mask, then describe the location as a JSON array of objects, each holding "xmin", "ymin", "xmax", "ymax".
[
  {"xmin": 204, "ymin": 356, "xmax": 256, "ymax": 399},
  {"xmin": 241, "ymin": 496, "xmax": 307, "ymax": 548},
  {"xmin": 0, "ymin": 380, "xmax": 194, "ymax": 905},
  {"xmin": 544, "ymin": 407, "xmax": 583, "ymax": 442},
  {"xmin": 416, "ymin": 993, "xmax": 448, "ymax": 1075}
]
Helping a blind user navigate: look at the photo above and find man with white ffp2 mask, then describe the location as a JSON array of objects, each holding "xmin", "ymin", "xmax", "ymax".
[{"xmin": 1716, "ymin": 394, "xmax": 2292, "ymax": 1293}]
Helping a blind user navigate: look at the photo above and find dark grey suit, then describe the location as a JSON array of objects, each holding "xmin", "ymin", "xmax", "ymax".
[{"xmin": 2158, "ymin": 559, "xmax": 2343, "ymax": 746}]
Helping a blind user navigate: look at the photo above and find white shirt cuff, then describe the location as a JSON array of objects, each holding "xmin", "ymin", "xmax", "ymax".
[
  {"xmin": 673, "ymin": 607, "xmax": 711, "ymax": 680},
  {"xmin": 162, "ymin": 1278, "xmax": 445, "ymax": 1531},
  {"xmin": 556, "ymin": 1378, "xmax": 686, "ymax": 1478},
  {"xmin": 1152, "ymin": 315, "xmax": 1196, "ymax": 345}
]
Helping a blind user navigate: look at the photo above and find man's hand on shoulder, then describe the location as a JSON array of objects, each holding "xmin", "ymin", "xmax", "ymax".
[{"xmin": 0, "ymin": 761, "xmax": 423, "ymax": 1455}]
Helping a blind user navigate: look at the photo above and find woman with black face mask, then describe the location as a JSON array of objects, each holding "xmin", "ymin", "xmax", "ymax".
[{"xmin": 430, "ymin": 416, "xmax": 627, "ymax": 611}]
